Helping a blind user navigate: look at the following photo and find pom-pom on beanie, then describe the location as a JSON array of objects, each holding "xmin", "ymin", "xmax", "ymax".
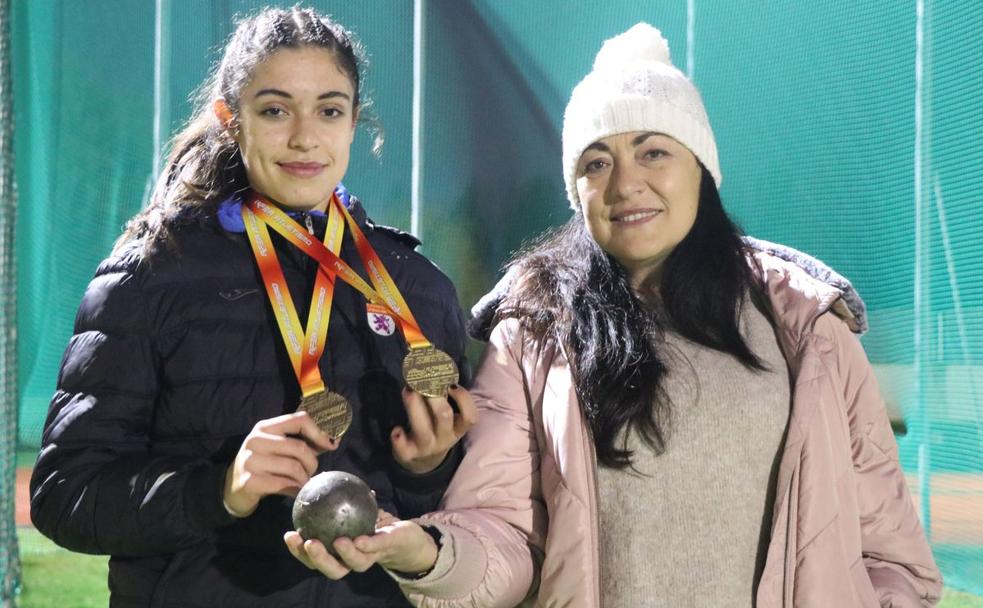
[{"xmin": 562, "ymin": 23, "xmax": 721, "ymax": 210}]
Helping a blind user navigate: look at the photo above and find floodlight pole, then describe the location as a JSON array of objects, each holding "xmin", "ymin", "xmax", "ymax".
[{"xmin": 411, "ymin": 0, "xmax": 426, "ymax": 245}]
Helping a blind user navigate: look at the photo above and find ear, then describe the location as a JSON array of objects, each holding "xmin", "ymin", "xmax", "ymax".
[
  {"xmin": 213, "ymin": 98, "xmax": 236, "ymax": 134},
  {"xmin": 349, "ymin": 106, "xmax": 360, "ymax": 143}
]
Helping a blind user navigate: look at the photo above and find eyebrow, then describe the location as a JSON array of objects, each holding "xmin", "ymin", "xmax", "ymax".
[
  {"xmin": 583, "ymin": 131, "xmax": 662, "ymax": 154},
  {"xmin": 253, "ymin": 88, "xmax": 352, "ymax": 101}
]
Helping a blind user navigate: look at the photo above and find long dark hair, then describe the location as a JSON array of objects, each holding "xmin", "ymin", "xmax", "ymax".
[
  {"xmin": 115, "ymin": 7, "xmax": 377, "ymax": 254},
  {"xmin": 498, "ymin": 165, "xmax": 767, "ymax": 468}
]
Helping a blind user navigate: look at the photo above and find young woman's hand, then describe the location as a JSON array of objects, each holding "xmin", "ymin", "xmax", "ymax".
[
  {"xmin": 224, "ymin": 411, "xmax": 338, "ymax": 517},
  {"xmin": 391, "ymin": 385, "xmax": 477, "ymax": 474},
  {"xmin": 283, "ymin": 510, "xmax": 438, "ymax": 579}
]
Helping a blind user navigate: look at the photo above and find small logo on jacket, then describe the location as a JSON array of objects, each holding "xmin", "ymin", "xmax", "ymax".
[
  {"xmin": 219, "ymin": 288, "xmax": 260, "ymax": 302},
  {"xmin": 367, "ymin": 304, "xmax": 396, "ymax": 336}
]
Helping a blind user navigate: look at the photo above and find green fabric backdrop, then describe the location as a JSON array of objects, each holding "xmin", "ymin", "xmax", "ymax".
[{"xmin": 11, "ymin": 0, "xmax": 983, "ymax": 593}]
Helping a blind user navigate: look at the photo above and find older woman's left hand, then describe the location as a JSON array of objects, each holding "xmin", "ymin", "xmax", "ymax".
[
  {"xmin": 391, "ymin": 384, "xmax": 476, "ymax": 474},
  {"xmin": 284, "ymin": 510, "xmax": 438, "ymax": 579}
]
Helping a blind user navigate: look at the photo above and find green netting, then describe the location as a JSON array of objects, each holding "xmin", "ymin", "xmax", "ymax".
[
  {"xmin": 8, "ymin": 0, "xmax": 983, "ymax": 597},
  {"xmin": 1, "ymin": 0, "xmax": 19, "ymax": 603}
]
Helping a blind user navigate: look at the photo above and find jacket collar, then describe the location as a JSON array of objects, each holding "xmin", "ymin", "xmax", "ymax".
[
  {"xmin": 748, "ymin": 249, "xmax": 861, "ymax": 355},
  {"xmin": 743, "ymin": 237, "xmax": 865, "ymax": 335},
  {"xmin": 216, "ymin": 183, "xmax": 365, "ymax": 233}
]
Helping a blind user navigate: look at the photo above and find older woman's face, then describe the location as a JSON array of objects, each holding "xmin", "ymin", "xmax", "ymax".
[
  {"xmin": 234, "ymin": 46, "xmax": 357, "ymax": 211},
  {"xmin": 576, "ymin": 132, "xmax": 701, "ymax": 286}
]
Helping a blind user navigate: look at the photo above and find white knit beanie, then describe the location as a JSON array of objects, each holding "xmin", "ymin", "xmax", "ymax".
[{"xmin": 562, "ymin": 23, "xmax": 721, "ymax": 210}]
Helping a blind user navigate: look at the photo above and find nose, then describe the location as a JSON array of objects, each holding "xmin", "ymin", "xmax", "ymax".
[
  {"xmin": 287, "ymin": 115, "xmax": 319, "ymax": 152},
  {"xmin": 608, "ymin": 159, "xmax": 645, "ymax": 203}
]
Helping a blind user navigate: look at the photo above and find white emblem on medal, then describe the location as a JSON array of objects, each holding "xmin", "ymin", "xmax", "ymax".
[{"xmin": 368, "ymin": 311, "xmax": 396, "ymax": 336}]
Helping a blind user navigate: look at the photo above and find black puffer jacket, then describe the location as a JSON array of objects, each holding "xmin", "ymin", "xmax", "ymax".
[{"xmin": 30, "ymin": 193, "xmax": 470, "ymax": 607}]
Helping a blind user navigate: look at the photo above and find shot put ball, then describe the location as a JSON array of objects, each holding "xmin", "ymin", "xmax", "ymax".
[{"xmin": 292, "ymin": 471, "xmax": 378, "ymax": 557}]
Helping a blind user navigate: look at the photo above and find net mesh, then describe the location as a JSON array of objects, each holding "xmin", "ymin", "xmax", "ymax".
[{"xmin": 0, "ymin": 0, "xmax": 21, "ymax": 602}]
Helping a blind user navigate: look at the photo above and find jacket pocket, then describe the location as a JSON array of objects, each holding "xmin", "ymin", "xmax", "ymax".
[
  {"xmin": 147, "ymin": 549, "xmax": 188, "ymax": 608},
  {"xmin": 849, "ymin": 556, "xmax": 881, "ymax": 608}
]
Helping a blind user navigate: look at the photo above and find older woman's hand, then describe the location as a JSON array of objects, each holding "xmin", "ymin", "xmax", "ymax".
[
  {"xmin": 284, "ymin": 510, "xmax": 439, "ymax": 579},
  {"xmin": 392, "ymin": 384, "xmax": 476, "ymax": 474}
]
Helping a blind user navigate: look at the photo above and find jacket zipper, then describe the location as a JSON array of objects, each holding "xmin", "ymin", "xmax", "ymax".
[
  {"xmin": 783, "ymin": 468, "xmax": 798, "ymax": 607},
  {"xmin": 583, "ymin": 425, "xmax": 602, "ymax": 607},
  {"xmin": 557, "ymin": 338, "xmax": 602, "ymax": 608},
  {"xmin": 303, "ymin": 213, "xmax": 314, "ymax": 235}
]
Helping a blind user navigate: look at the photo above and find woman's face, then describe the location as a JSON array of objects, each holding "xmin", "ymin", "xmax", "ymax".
[
  {"xmin": 234, "ymin": 46, "xmax": 357, "ymax": 211},
  {"xmin": 576, "ymin": 131, "xmax": 701, "ymax": 286}
]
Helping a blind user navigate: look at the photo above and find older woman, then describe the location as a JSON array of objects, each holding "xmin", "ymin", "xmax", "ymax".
[
  {"xmin": 30, "ymin": 7, "xmax": 474, "ymax": 607},
  {"xmin": 292, "ymin": 23, "xmax": 941, "ymax": 608}
]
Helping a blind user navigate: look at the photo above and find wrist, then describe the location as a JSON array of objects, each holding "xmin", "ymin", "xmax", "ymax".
[
  {"xmin": 393, "ymin": 524, "xmax": 442, "ymax": 578},
  {"xmin": 222, "ymin": 495, "xmax": 257, "ymax": 518},
  {"xmin": 396, "ymin": 451, "xmax": 449, "ymax": 475},
  {"xmin": 222, "ymin": 465, "xmax": 257, "ymax": 518},
  {"xmin": 403, "ymin": 457, "xmax": 443, "ymax": 475},
  {"xmin": 417, "ymin": 524, "xmax": 441, "ymax": 573}
]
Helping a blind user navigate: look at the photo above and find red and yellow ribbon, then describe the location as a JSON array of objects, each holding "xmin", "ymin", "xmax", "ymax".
[
  {"xmin": 242, "ymin": 194, "xmax": 344, "ymax": 397},
  {"xmin": 246, "ymin": 193, "xmax": 432, "ymax": 351},
  {"xmin": 331, "ymin": 195, "xmax": 429, "ymax": 349}
]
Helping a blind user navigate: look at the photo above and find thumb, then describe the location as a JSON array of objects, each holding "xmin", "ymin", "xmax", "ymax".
[{"xmin": 376, "ymin": 509, "xmax": 399, "ymax": 528}]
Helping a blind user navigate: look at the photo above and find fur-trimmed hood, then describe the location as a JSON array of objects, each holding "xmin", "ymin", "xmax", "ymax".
[{"xmin": 467, "ymin": 236, "xmax": 868, "ymax": 342}]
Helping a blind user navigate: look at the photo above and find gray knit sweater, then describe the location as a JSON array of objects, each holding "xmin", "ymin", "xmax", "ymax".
[{"xmin": 597, "ymin": 300, "xmax": 790, "ymax": 608}]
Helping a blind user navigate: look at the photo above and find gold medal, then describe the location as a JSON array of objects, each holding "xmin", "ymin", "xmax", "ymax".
[
  {"xmin": 299, "ymin": 391, "xmax": 353, "ymax": 439},
  {"xmin": 245, "ymin": 197, "xmax": 352, "ymax": 441},
  {"xmin": 402, "ymin": 345, "xmax": 459, "ymax": 398}
]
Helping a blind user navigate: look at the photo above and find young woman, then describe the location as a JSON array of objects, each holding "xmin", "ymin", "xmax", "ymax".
[
  {"xmin": 29, "ymin": 7, "xmax": 474, "ymax": 607},
  {"xmin": 291, "ymin": 23, "xmax": 942, "ymax": 608}
]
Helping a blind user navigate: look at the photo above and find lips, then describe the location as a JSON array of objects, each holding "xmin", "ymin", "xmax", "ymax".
[
  {"xmin": 278, "ymin": 161, "xmax": 325, "ymax": 178},
  {"xmin": 611, "ymin": 209, "xmax": 661, "ymax": 223}
]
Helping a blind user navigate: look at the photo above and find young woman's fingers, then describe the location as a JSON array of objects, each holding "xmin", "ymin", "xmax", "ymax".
[
  {"xmin": 246, "ymin": 452, "xmax": 312, "ymax": 488},
  {"xmin": 255, "ymin": 411, "xmax": 336, "ymax": 452},
  {"xmin": 390, "ymin": 426, "xmax": 417, "ymax": 464},
  {"xmin": 401, "ymin": 388, "xmax": 436, "ymax": 445},
  {"xmin": 255, "ymin": 411, "xmax": 316, "ymax": 434},
  {"xmin": 292, "ymin": 412, "xmax": 338, "ymax": 452},
  {"xmin": 245, "ymin": 434, "xmax": 320, "ymax": 476},
  {"xmin": 238, "ymin": 469, "xmax": 302, "ymax": 498},
  {"xmin": 447, "ymin": 385, "xmax": 478, "ymax": 437},
  {"xmin": 423, "ymin": 395, "xmax": 455, "ymax": 440},
  {"xmin": 302, "ymin": 538, "xmax": 352, "ymax": 580},
  {"xmin": 284, "ymin": 531, "xmax": 317, "ymax": 570}
]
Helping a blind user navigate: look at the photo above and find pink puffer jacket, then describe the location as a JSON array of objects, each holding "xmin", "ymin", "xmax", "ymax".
[{"xmin": 395, "ymin": 252, "xmax": 942, "ymax": 607}]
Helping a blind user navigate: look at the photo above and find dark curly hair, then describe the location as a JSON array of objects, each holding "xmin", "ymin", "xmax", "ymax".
[{"xmin": 498, "ymin": 165, "xmax": 769, "ymax": 468}]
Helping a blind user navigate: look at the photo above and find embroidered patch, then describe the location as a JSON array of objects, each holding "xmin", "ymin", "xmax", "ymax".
[
  {"xmin": 219, "ymin": 288, "xmax": 260, "ymax": 301},
  {"xmin": 367, "ymin": 304, "xmax": 396, "ymax": 336}
]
